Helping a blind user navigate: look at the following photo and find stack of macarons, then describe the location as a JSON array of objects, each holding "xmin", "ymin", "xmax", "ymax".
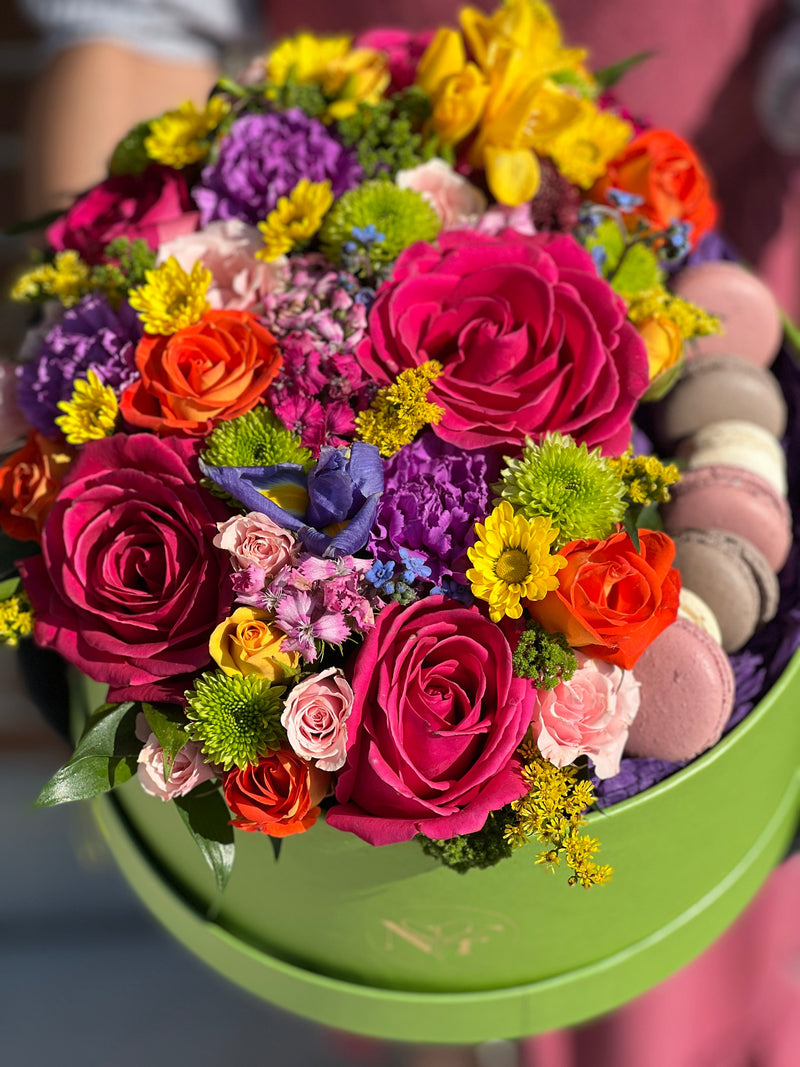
[{"xmin": 626, "ymin": 260, "xmax": 790, "ymax": 765}]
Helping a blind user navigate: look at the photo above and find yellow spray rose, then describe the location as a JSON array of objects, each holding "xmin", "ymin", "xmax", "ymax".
[{"xmin": 210, "ymin": 606, "xmax": 299, "ymax": 681}]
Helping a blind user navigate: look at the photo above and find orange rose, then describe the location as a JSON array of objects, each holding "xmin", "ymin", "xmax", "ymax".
[
  {"xmin": 592, "ymin": 129, "xmax": 718, "ymax": 246},
  {"xmin": 0, "ymin": 433, "xmax": 73, "ymax": 542},
  {"xmin": 528, "ymin": 529, "xmax": 681, "ymax": 670},
  {"xmin": 223, "ymin": 747, "xmax": 330, "ymax": 837},
  {"xmin": 119, "ymin": 309, "xmax": 282, "ymax": 435}
]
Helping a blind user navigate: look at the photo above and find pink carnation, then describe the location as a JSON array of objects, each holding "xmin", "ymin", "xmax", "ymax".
[
  {"xmin": 157, "ymin": 219, "xmax": 288, "ymax": 311},
  {"xmin": 396, "ymin": 160, "xmax": 487, "ymax": 230},
  {"xmin": 214, "ymin": 512, "xmax": 297, "ymax": 579},
  {"xmin": 281, "ymin": 667, "xmax": 354, "ymax": 772},
  {"xmin": 533, "ymin": 653, "xmax": 641, "ymax": 779},
  {"xmin": 135, "ymin": 713, "xmax": 216, "ymax": 801}
]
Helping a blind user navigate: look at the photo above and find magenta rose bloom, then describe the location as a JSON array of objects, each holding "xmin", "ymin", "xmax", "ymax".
[
  {"xmin": 326, "ymin": 595, "xmax": 532, "ymax": 845},
  {"xmin": 356, "ymin": 229, "xmax": 649, "ymax": 453},
  {"xmin": 19, "ymin": 434, "xmax": 233, "ymax": 699},
  {"xmin": 46, "ymin": 165, "xmax": 198, "ymax": 265}
]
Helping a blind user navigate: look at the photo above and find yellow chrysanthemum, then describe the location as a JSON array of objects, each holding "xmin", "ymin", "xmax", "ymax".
[
  {"xmin": 356, "ymin": 361, "xmax": 444, "ymax": 456},
  {"xmin": 467, "ymin": 501, "xmax": 566, "ymax": 622},
  {"xmin": 144, "ymin": 97, "xmax": 229, "ymax": 168},
  {"xmin": 128, "ymin": 256, "xmax": 211, "ymax": 334},
  {"xmin": 545, "ymin": 99, "xmax": 633, "ymax": 189},
  {"xmin": 257, "ymin": 179, "xmax": 334, "ymax": 261},
  {"xmin": 55, "ymin": 370, "xmax": 118, "ymax": 445},
  {"xmin": 11, "ymin": 250, "xmax": 92, "ymax": 308}
]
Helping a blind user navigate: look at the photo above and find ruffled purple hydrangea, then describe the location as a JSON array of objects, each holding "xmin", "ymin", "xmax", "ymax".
[
  {"xmin": 17, "ymin": 294, "xmax": 141, "ymax": 437},
  {"xmin": 194, "ymin": 110, "xmax": 362, "ymax": 227},
  {"xmin": 369, "ymin": 432, "xmax": 500, "ymax": 586}
]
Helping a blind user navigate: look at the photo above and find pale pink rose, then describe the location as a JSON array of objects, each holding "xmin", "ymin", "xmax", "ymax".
[
  {"xmin": 157, "ymin": 219, "xmax": 288, "ymax": 311},
  {"xmin": 396, "ymin": 159, "xmax": 487, "ymax": 230},
  {"xmin": 281, "ymin": 667, "xmax": 354, "ymax": 772},
  {"xmin": 214, "ymin": 512, "xmax": 297, "ymax": 579},
  {"xmin": 135, "ymin": 713, "xmax": 216, "ymax": 801},
  {"xmin": 532, "ymin": 653, "xmax": 641, "ymax": 779}
]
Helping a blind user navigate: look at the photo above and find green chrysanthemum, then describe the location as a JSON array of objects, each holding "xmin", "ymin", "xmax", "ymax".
[
  {"xmin": 201, "ymin": 408, "xmax": 313, "ymax": 471},
  {"xmin": 319, "ymin": 179, "xmax": 441, "ymax": 278},
  {"xmin": 185, "ymin": 670, "xmax": 286, "ymax": 771},
  {"xmin": 495, "ymin": 433, "xmax": 626, "ymax": 549}
]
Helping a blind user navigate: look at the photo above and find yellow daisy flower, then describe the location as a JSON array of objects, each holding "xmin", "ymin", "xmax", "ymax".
[
  {"xmin": 55, "ymin": 370, "xmax": 119, "ymax": 445},
  {"xmin": 257, "ymin": 179, "xmax": 334, "ymax": 261},
  {"xmin": 144, "ymin": 97, "xmax": 229, "ymax": 169},
  {"xmin": 128, "ymin": 256, "xmax": 211, "ymax": 335},
  {"xmin": 467, "ymin": 501, "xmax": 566, "ymax": 622}
]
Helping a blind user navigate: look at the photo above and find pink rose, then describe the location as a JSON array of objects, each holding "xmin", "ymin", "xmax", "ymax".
[
  {"xmin": 19, "ymin": 434, "xmax": 234, "ymax": 700},
  {"xmin": 214, "ymin": 512, "xmax": 297, "ymax": 579},
  {"xmin": 397, "ymin": 160, "xmax": 487, "ymax": 230},
  {"xmin": 476, "ymin": 202, "xmax": 536, "ymax": 236},
  {"xmin": 356, "ymin": 230, "xmax": 649, "ymax": 453},
  {"xmin": 355, "ymin": 28, "xmax": 434, "ymax": 92},
  {"xmin": 46, "ymin": 165, "xmax": 198, "ymax": 265},
  {"xmin": 327, "ymin": 595, "xmax": 532, "ymax": 845},
  {"xmin": 533, "ymin": 653, "xmax": 641, "ymax": 779},
  {"xmin": 281, "ymin": 667, "xmax": 354, "ymax": 772},
  {"xmin": 135, "ymin": 713, "xmax": 216, "ymax": 801},
  {"xmin": 157, "ymin": 219, "xmax": 289, "ymax": 311}
]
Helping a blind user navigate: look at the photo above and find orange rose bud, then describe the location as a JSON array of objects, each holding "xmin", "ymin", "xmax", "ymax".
[
  {"xmin": 223, "ymin": 747, "xmax": 330, "ymax": 838},
  {"xmin": 119, "ymin": 309, "xmax": 282, "ymax": 436},
  {"xmin": 592, "ymin": 129, "xmax": 718, "ymax": 246},
  {"xmin": 0, "ymin": 432, "xmax": 73, "ymax": 542},
  {"xmin": 528, "ymin": 529, "xmax": 681, "ymax": 670}
]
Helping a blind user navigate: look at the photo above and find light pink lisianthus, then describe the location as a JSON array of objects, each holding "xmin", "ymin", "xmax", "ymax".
[
  {"xmin": 280, "ymin": 667, "xmax": 354, "ymax": 772},
  {"xmin": 214, "ymin": 512, "xmax": 297, "ymax": 580},
  {"xmin": 135, "ymin": 713, "xmax": 216, "ymax": 801},
  {"xmin": 157, "ymin": 219, "xmax": 289, "ymax": 311},
  {"xmin": 396, "ymin": 160, "xmax": 487, "ymax": 230},
  {"xmin": 533, "ymin": 653, "xmax": 641, "ymax": 779}
]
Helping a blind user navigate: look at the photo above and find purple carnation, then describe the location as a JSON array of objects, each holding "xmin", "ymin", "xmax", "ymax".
[
  {"xmin": 194, "ymin": 110, "xmax": 362, "ymax": 227},
  {"xmin": 369, "ymin": 432, "xmax": 500, "ymax": 585},
  {"xmin": 17, "ymin": 294, "xmax": 141, "ymax": 437}
]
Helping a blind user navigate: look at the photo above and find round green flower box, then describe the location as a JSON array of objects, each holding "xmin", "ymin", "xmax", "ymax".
[{"xmin": 74, "ymin": 655, "xmax": 800, "ymax": 1045}]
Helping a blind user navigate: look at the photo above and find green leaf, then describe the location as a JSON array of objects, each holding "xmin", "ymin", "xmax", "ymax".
[
  {"xmin": 622, "ymin": 511, "xmax": 641, "ymax": 554},
  {"xmin": 595, "ymin": 51, "xmax": 655, "ymax": 91},
  {"xmin": 611, "ymin": 242, "xmax": 664, "ymax": 298},
  {"xmin": 3, "ymin": 207, "xmax": 64, "ymax": 237},
  {"xmin": 269, "ymin": 836, "xmax": 283, "ymax": 862},
  {"xmin": 174, "ymin": 788, "xmax": 235, "ymax": 905},
  {"xmin": 35, "ymin": 701, "xmax": 140, "ymax": 807},
  {"xmin": 0, "ymin": 575, "xmax": 21, "ymax": 601},
  {"xmin": 142, "ymin": 702, "xmax": 190, "ymax": 782},
  {"xmin": 0, "ymin": 533, "xmax": 39, "ymax": 580}
]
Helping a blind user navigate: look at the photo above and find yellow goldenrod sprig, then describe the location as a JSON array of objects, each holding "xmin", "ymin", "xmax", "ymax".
[
  {"xmin": 627, "ymin": 285, "xmax": 721, "ymax": 340},
  {"xmin": 257, "ymin": 179, "xmax": 334, "ymax": 261},
  {"xmin": 0, "ymin": 593, "xmax": 34, "ymax": 647},
  {"xmin": 144, "ymin": 97, "xmax": 229, "ymax": 168},
  {"xmin": 128, "ymin": 256, "xmax": 211, "ymax": 335},
  {"xmin": 11, "ymin": 251, "xmax": 92, "ymax": 308},
  {"xmin": 55, "ymin": 370, "xmax": 119, "ymax": 445},
  {"xmin": 608, "ymin": 448, "xmax": 681, "ymax": 508},
  {"xmin": 356, "ymin": 360, "xmax": 445, "ymax": 457}
]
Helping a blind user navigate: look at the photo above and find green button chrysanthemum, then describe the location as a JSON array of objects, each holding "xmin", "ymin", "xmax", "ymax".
[
  {"xmin": 201, "ymin": 407, "xmax": 313, "ymax": 471},
  {"xmin": 185, "ymin": 670, "xmax": 287, "ymax": 771}
]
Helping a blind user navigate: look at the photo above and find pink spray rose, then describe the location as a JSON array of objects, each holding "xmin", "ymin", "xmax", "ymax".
[
  {"xmin": 397, "ymin": 160, "xmax": 487, "ymax": 229},
  {"xmin": 281, "ymin": 667, "xmax": 354, "ymax": 772},
  {"xmin": 46, "ymin": 165, "xmax": 198, "ymax": 265},
  {"xmin": 326, "ymin": 595, "xmax": 532, "ymax": 845},
  {"xmin": 135, "ymin": 713, "xmax": 216, "ymax": 801},
  {"xmin": 19, "ymin": 434, "xmax": 234, "ymax": 700},
  {"xmin": 356, "ymin": 230, "xmax": 649, "ymax": 453},
  {"xmin": 532, "ymin": 652, "xmax": 641, "ymax": 779},
  {"xmin": 157, "ymin": 219, "xmax": 289, "ymax": 311},
  {"xmin": 214, "ymin": 512, "xmax": 297, "ymax": 582}
]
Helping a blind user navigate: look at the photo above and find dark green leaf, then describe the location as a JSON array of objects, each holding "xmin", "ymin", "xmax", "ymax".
[
  {"xmin": 595, "ymin": 51, "xmax": 655, "ymax": 91},
  {"xmin": 142, "ymin": 702, "xmax": 190, "ymax": 782},
  {"xmin": 174, "ymin": 788, "xmax": 235, "ymax": 904},
  {"xmin": 622, "ymin": 511, "xmax": 641, "ymax": 554},
  {"xmin": 35, "ymin": 701, "xmax": 140, "ymax": 807},
  {"xmin": 3, "ymin": 207, "xmax": 64, "ymax": 236},
  {"xmin": 269, "ymin": 836, "xmax": 283, "ymax": 862},
  {"xmin": 0, "ymin": 533, "xmax": 39, "ymax": 580},
  {"xmin": 0, "ymin": 576, "xmax": 21, "ymax": 601}
]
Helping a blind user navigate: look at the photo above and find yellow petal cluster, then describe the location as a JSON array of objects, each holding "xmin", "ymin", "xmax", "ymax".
[
  {"xmin": 210, "ymin": 606, "xmax": 299, "ymax": 682},
  {"xmin": 55, "ymin": 369, "xmax": 119, "ymax": 445},
  {"xmin": 12, "ymin": 250, "xmax": 92, "ymax": 308},
  {"xmin": 257, "ymin": 179, "xmax": 334, "ymax": 261},
  {"xmin": 356, "ymin": 361, "xmax": 444, "ymax": 457},
  {"xmin": 144, "ymin": 97, "xmax": 229, "ymax": 168},
  {"xmin": 128, "ymin": 256, "xmax": 211, "ymax": 335},
  {"xmin": 0, "ymin": 594, "xmax": 34, "ymax": 647}
]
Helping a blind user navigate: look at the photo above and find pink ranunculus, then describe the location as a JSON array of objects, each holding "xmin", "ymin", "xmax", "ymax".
[
  {"xmin": 157, "ymin": 219, "xmax": 289, "ymax": 311},
  {"xmin": 326, "ymin": 595, "xmax": 532, "ymax": 845},
  {"xmin": 533, "ymin": 652, "xmax": 641, "ymax": 779},
  {"xmin": 355, "ymin": 28, "xmax": 434, "ymax": 92},
  {"xmin": 19, "ymin": 434, "xmax": 234, "ymax": 699},
  {"xmin": 281, "ymin": 667, "xmax": 354, "ymax": 772},
  {"xmin": 356, "ymin": 230, "xmax": 649, "ymax": 454},
  {"xmin": 214, "ymin": 512, "xmax": 297, "ymax": 579},
  {"xmin": 46, "ymin": 165, "xmax": 198, "ymax": 265},
  {"xmin": 135, "ymin": 713, "xmax": 216, "ymax": 801},
  {"xmin": 397, "ymin": 159, "xmax": 487, "ymax": 230}
]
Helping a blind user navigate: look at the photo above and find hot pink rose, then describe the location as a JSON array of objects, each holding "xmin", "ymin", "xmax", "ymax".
[
  {"xmin": 533, "ymin": 653, "xmax": 641, "ymax": 779},
  {"xmin": 355, "ymin": 28, "xmax": 434, "ymax": 91},
  {"xmin": 157, "ymin": 219, "xmax": 289, "ymax": 311},
  {"xmin": 19, "ymin": 434, "xmax": 233, "ymax": 699},
  {"xmin": 135, "ymin": 713, "xmax": 216, "ymax": 801},
  {"xmin": 46, "ymin": 165, "xmax": 198, "ymax": 265},
  {"xmin": 327, "ymin": 595, "xmax": 532, "ymax": 845},
  {"xmin": 397, "ymin": 159, "xmax": 487, "ymax": 230},
  {"xmin": 214, "ymin": 512, "xmax": 297, "ymax": 579},
  {"xmin": 281, "ymin": 667, "xmax": 354, "ymax": 772},
  {"xmin": 356, "ymin": 230, "xmax": 649, "ymax": 453}
]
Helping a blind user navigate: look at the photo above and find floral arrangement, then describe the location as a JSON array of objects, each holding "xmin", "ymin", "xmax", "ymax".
[{"xmin": 3, "ymin": 0, "xmax": 789, "ymax": 895}]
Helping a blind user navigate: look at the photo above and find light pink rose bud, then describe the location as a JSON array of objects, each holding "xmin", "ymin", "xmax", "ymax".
[
  {"xmin": 157, "ymin": 219, "xmax": 288, "ymax": 311},
  {"xmin": 396, "ymin": 159, "xmax": 487, "ymax": 230},
  {"xmin": 134, "ymin": 713, "xmax": 216, "ymax": 801},
  {"xmin": 214, "ymin": 512, "xmax": 296, "ymax": 579},
  {"xmin": 281, "ymin": 667, "xmax": 354, "ymax": 772},
  {"xmin": 532, "ymin": 653, "xmax": 641, "ymax": 779}
]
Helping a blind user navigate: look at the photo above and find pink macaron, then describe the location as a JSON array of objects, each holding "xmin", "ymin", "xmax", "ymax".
[
  {"xmin": 661, "ymin": 464, "xmax": 792, "ymax": 572},
  {"xmin": 625, "ymin": 617, "xmax": 734, "ymax": 762}
]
